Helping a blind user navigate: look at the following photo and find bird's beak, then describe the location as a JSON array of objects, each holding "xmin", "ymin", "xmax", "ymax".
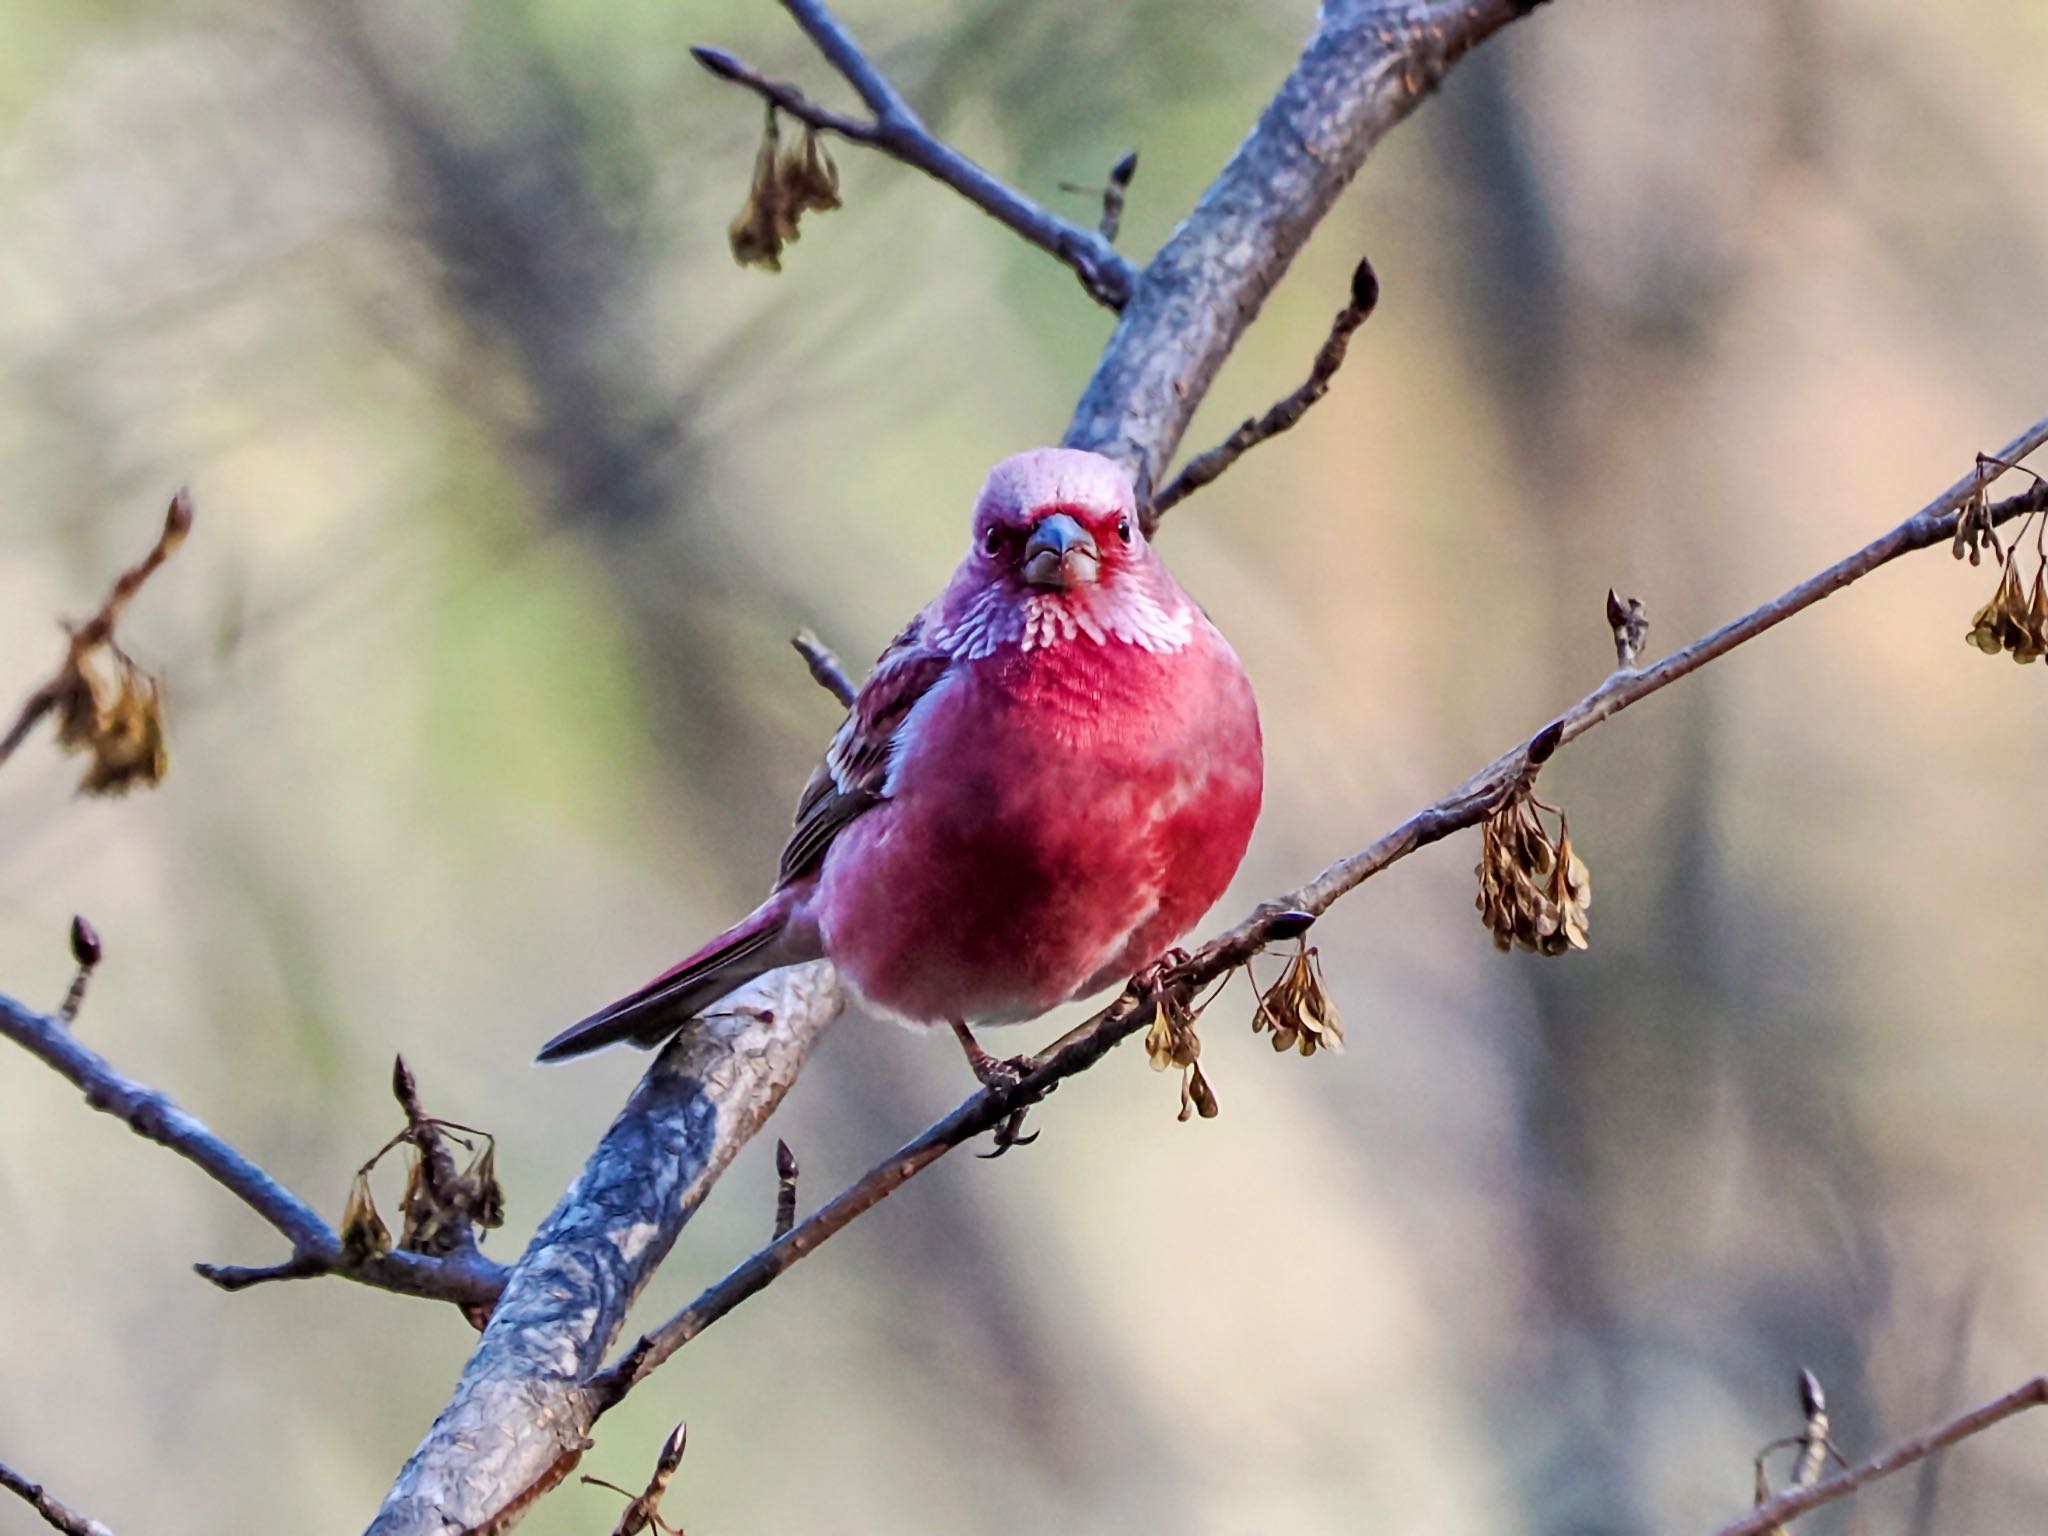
[{"xmin": 1020, "ymin": 513, "xmax": 1101, "ymax": 589}]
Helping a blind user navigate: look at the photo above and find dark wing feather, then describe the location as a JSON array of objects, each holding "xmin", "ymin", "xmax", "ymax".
[{"xmin": 776, "ymin": 614, "xmax": 953, "ymax": 887}]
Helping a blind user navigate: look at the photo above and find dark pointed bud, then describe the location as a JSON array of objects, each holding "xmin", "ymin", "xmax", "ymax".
[
  {"xmin": 163, "ymin": 487, "xmax": 195, "ymax": 548},
  {"xmin": 775, "ymin": 1138, "xmax": 798, "ymax": 1181},
  {"xmin": 1264, "ymin": 909, "xmax": 1316, "ymax": 943},
  {"xmin": 1527, "ymin": 719, "xmax": 1565, "ymax": 765},
  {"xmin": 1349, "ymin": 255, "xmax": 1380, "ymax": 317},
  {"xmin": 656, "ymin": 1421, "xmax": 689, "ymax": 1477},
  {"xmin": 69, "ymin": 914, "xmax": 103, "ymax": 969},
  {"xmin": 1108, "ymin": 150, "xmax": 1139, "ymax": 188},
  {"xmin": 1798, "ymin": 1368, "xmax": 1825, "ymax": 1418},
  {"xmin": 690, "ymin": 45, "xmax": 745, "ymax": 81}
]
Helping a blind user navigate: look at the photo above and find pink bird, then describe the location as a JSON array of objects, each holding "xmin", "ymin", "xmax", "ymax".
[{"xmin": 539, "ymin": 447, "xmax": 1263, "ymax": 1091}]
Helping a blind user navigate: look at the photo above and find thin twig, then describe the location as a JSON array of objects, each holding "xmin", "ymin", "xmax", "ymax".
[
  {"xmin": 1714, "ymin": 1375, "xmax": 2048, "ymax": 1536},
  {"xmin": 692, "ymin": 0, "xmax": 1135, "ymax": 308},
  {"xmin": 0, "ymin": 1457, "xmax": 117, "ymax": 1536},
  {"xmin": 0, "ymin": 989, "xmax": 507, "ymax": 1308},
  {"xmin": 790, "ymin": 629, "xmax": 857, "ymax": 708},
  {"xmin": 0, "ymin": 490, "xmax": 191, "ymax": 771},
  {"xmin": 587, "ymin": 419, "xmax": 2048, "ymax": 1413},
  {"xmin": 1147, "ymin": 257, "xmax": 1381, "ymax": 527},
  {"xmin": 1060, "ymin": 151, "xmax": 1139, "ymax": 244}
]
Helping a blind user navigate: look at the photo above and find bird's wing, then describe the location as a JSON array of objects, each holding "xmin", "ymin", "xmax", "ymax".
[{"xmin": 777, "ymin": 613, "xmax": 953, "ymax": 886}]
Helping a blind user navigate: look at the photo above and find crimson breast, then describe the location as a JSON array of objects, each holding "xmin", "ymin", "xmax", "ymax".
[{"xmin": 814, "ymin": 618, "xmax": 1262, "ymax": 1028}]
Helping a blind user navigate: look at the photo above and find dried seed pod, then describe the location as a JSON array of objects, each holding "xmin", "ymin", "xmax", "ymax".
[
  {"xmin": 780, "ymin": 124, "xmax": 841, "ymax": 215},
  {"xmin": 1252, "ymin": 943, "xmax": 1344, "ymax": 1056},
  {"xmin": 1477, "ymin": 787, "xmax": 1593, "ymax": 956},
  {"xmin": 462, "ymin": 1142, "xmax": 507, "ymax": 1230},
  {"xmin": 339, "ymin": 1171, "xmax": 393, "ymax": 1266}
]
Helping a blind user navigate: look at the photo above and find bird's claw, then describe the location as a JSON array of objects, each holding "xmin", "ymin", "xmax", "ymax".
[
  {"xmin": 968, "ymin": 1050, "xmax": 1034, "ymax": 1092},
  {"xmin": 1135, "ymin": 947, "xmax": 1194, "ymax": 993},
  {"xmin": 978, "ymin": 1105, "xmax": 1041, "ymax": 1159}
]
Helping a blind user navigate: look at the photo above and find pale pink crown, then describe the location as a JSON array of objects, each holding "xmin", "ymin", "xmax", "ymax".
[{"xmin": 974, "ymin": 448, "xmax": 1137, "ymax": 523}]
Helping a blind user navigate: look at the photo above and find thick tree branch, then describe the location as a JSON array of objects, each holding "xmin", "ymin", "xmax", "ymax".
[
  {"xmin": 1714, "ymin": 1375, "xmax": 2048, "ymax": 1536},
  {"xmin": 692, "ymin": 0, "xmax": 1134, "ymax": 307},
  {"xmin": 583, "ymin": 419, "xmax": 2048, "ymax": 1412},
  {"xmin": 1065, "ymin": 0, "xmax": 1549, "ymax": 493},
  {"xmin": 364, "ymin": 963, "xmax": 840, "ymax": 1536},
  {"xmin": 0, "ymin": 991, "xmax": 507, "ymax": 1309},
  {"xmin": 0, "ymin": 1458, "xmax": 116, "ymax": 1536}
]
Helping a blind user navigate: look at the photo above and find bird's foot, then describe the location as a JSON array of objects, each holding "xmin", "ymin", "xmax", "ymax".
[
  {"xmin": 1135, "ymin": 947, "xmax": 1194, "ymax": 993},
  {"xmin": 977, "ymin": 1106, "xmax": 1041, "ymax": 1160}
]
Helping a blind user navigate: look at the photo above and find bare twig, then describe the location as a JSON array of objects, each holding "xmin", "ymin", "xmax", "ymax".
[
  {"xmin": 1066, "ymin": 0, "xmax": 1552, "ymax": 494},
  {"xmin": 364, "ymin": 965, "xmax": 840, "ymax": 1536},
  {"xmin": 1146, "ymin": 255, "xmax": 1381, "ymax": 527},
  {"xmin": 56, "ymin": 916, "xmax": 102, "ymax": 1025},
  {"xmin": 790, "ymin": 629, "xmax": 857, "ymax": 708},
  {"xmin": 0, "ymin": 490, "xmax": 192, "ymax": 772},
  {"xmin": 1060, "ymin": 150, "xmax": 1139, "ymax": 244},
  {"xmin": 581, "ymin": 1422, "xmax": 689, "ymax": 1536},
  {"xmin": 0, "ymin": 1456, "xmax": 118, "ymax": 1536},
  {"xmin": 692, "ymin": 0, "xmax": 1134, "ymax": 308},
  {"xmin": 586, "ymin": 419, "xmax": 2048, "ymax": 1414},
  {"xmin": 0, "ymin": 988, "xmax": 507, "ymax": 1309},
  {"xmin": 1715, "ymin": 1375, "xmax": 2048, "ymax": 1536}
]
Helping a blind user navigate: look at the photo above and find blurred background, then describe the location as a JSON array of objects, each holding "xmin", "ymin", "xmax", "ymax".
[{"xmin": 2, "ymin": 1, "xmax": 2044, "ymax": 1532}]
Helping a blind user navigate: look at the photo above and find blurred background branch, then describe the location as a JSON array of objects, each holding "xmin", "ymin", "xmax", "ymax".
[
  {"xmin": 0, "ymin": 1457, "xmax": 116, "ymax": 1536},
  {"xmin": 692, "ymin": 0, "xmax": 1134, "ymax": 306}
]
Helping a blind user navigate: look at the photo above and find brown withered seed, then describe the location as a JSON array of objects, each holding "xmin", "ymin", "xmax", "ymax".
[
  {"xmin": 339, "ymin": 1171, "xmax": 393, "ymax": 1266},
  {"xmin": 1252, "ymin": 942, "xmax": 1344, "ymax": 1056}
]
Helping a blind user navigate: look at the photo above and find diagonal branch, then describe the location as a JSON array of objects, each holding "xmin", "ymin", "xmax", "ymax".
[
  {"xmin": 364, "ymin": 964, "xmax": 841, "ymax": 1536},
  {"xmin": 0, "ymin": 991, "xmax": 507, "ymax": 1309},
  {"xmin": 0, "ymin": 1457, "xmax": 117, "ymax": 1536},
  {"xmin": 1066, "ymin": 0, "xmax": 1550, "ymax": 495},
  {"xmin": 582, "ymin": 418, "xmax": 2048, "ymax": 1412},
  {"xmin": 1712, "ymin": 1374, "xmax": 2048, "ymax": 1536},
  {"xmin": 692, "ymin": 0, "xmax": 1135, "ymax": 308},
  {"xmin": 1146, "ymin": 255, "xmax": 1381, "ymax": 529}
]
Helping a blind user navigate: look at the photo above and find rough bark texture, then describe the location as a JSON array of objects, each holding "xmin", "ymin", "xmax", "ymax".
[
  {"xmin": 1064, "ymin": 0, "xmax": 1540, "ymax": 493},
  {"xmin": 366, "ymin": 963, "xmax": 840, "ymax": 1536}
]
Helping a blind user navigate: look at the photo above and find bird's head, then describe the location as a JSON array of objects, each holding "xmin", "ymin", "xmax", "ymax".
[{"xmin": 968, "ymin": 448, "xmax": 1150, "ymax": 596}]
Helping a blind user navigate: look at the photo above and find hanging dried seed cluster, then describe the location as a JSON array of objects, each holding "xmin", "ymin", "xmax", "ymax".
[
  {"xmin": 729, "ymin": 107, "xmax": 842, "ymax": 271},
  {"xmin": 1144, "ymin": 989, "xmax": 1219, "ymax": 1122},
  {"xmin": 1251, "ymin": 942, "xmax": 1344, "ymax": 1056},
  {"xmin": 1476, "ymin": 787, "xmax": 1592, "ymax": 955},
  {"xmin": 1956, "ymin": 455, "xmax": 2048, "ymax": 663},
  {"xmin": 7, "ymin": 491, "xmax": 190, "ymax": 795}
]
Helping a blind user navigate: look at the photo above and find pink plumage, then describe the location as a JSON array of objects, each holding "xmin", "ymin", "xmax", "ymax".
[{"xmin": 539, "ymin": 448, "xmax": 1263, "ymax": 1069}]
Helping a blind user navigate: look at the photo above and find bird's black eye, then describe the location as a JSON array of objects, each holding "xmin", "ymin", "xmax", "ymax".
[
  {"xmin": 1116, "ymin": 516, "xmax": 1134, "ymax": 546},
  {"xmin": 982, "ymin": 526, "xmax": 1003, "ymax": 556}
]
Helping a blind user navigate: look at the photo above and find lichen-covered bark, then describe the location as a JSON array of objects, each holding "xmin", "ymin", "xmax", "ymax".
[
  {"xmin": 1065, "ymin": 0, "xmax": 1541, "ymax": 494},
  {"xmin": 366, "ymin": 963, "xmax": 840, "ymax": 1536}
]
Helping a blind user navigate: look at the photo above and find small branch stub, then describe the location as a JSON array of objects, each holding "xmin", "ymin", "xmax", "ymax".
[
  {"xmin": 1606, "ymin": 588, "xmax": 1648, "ymax": 670},
  {"xmin": 58, "ymin": 915, "xmax": 102, "ymax": 1024},
  {"xmin": 1060, "ymin": 150, "xmax": 1139, "ymax": 244},
  {"xmin": 791, "ymin": 628, "xmax": 858, "ymax": 708},
  {"xmin": 581, "ymin": 1421, "xmax": 690, "ymax": 1536}
]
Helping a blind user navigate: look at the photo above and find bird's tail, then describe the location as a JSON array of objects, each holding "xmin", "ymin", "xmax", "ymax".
[{"xmin": 537, "ymin": 895, "xmax": 808, "ymax": 1063}]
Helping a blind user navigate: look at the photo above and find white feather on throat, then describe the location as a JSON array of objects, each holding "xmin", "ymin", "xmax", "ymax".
[{"xmin": 932, "ymin": 579, "xmax": 1197, "ymax": 660}]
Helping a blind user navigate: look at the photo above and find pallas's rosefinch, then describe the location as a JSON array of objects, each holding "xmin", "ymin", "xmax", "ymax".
[{"xmin": 539, "ymin": 448, "xmax": 1263, "ymax": 1084}]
